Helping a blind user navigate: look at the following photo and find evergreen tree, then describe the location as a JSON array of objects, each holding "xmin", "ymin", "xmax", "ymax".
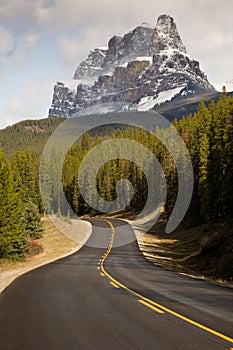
[
  {"xmin": 0, "ymin": 148, "xmax": 29, "ymax": 259},
  {"xmin": 11, "ymin": 151, "xmax": 41, "ymax": 210},
  {"xmin": 223, "ymin": 94, "xmax": 233, "ymax": 219},
  {"xmin": 198, "ymin": 132, "xmax": 210, "ymax": 221},
  {"xmin": 22, "ymin": 199, "xmax": 44, "ymax": 240}
]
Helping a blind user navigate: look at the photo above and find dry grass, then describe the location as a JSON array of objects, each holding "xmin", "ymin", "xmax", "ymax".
[
  {"xmin": 137, "ymin": 219, "xmax": 233, "ymax": 286},
  {"xmin": 0, "ymin": 216, "xmax": 90, "ymax": 293}
]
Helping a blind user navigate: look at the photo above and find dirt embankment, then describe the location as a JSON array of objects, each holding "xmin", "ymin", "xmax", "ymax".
[{"xmin": 134, "ymin": 220, "xmax": 233, "ymax": 286}]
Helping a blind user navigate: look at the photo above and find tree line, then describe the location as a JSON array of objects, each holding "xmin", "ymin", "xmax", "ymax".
[
  {"xmin": 0, "ymin": 150, "xmax": 43, "ymax": 260},
  {"xmin": 0, "ymin": 90, "xmax": 232, "ymax": 259},
  {"xmin": 60, "ymin": 90, "xmax": 233, "ymax": 227}
]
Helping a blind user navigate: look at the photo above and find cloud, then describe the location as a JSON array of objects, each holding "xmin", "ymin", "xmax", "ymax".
[
  {"xmin": 1, "ymin": 79, "xmax": 54, "ymax": 128},
  {"xmin": 0, "ymin": 25, "xmax": 14, "ymax": 56},
  {"xmin": 0, "ymin": 0, "xmax": 185, "ymax": 34},
  {"xmin": 0, "ymin": 29, "xmax": 42, "ymax": 78},
  {"xmin": 1, "ymin": 0, "xmax": 232, "ymax": 39},
  {"xmin": 58, "ymin": 23, "xmax": 133, "ymax": 69},
  {"xmin": 0, "ymin": 25, "xmax": 15, "ymax": 78},
  {"xmin": 0, "ymin": 0, "xmax": 52, "ymax": 28},
  {"xmin": 25, "ymin": 34, "xmax": 40, "ymax": 48},
  {"xmin": 1, "ymin": 0, "xmax": 233, "ymax": 71}
]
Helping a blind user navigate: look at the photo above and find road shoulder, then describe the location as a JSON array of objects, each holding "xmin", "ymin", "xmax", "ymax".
[{"xmin": 0, "ymin": 216, "xmax": 92, "ymax": 294}]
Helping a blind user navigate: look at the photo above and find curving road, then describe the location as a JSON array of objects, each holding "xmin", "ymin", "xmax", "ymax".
[{"xmin": 0, "ymin": 218, "xmax": 232, "ymax": 350}]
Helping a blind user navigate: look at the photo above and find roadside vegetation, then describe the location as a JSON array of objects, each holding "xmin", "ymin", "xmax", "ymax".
[
  {"xmin": 0, "ymin": 148, "xmax": 43, "ymax": 260},
  {"xmin": 0, "ymin": 217, "xmax": 78, "ymax": 292},
  {"xmin": 140, "ymin": 218, "xmax": 233, "ymax": 283}
]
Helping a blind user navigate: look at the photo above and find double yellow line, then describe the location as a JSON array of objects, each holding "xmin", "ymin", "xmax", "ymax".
[{"xmin": 98, "ymin": 219, "xmax": 233, "ymax": 347}]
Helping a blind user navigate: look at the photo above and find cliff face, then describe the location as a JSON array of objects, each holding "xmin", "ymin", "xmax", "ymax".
[{"xmin": 49, "ymin": 15, "xmax": 215, "ymax": 117}]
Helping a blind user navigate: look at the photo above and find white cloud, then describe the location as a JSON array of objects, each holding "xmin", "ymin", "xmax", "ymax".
[
  {"xmin": 0, "ymin": 0, "xmax": 51, "ymax": 26},
  {"xmin": 58, "ymin": 23, "xmax": 132, "ymax": 69},
  {"xmin": 0, "ymin": 30, "xmax": 42, "ymax": 79},
  {"xmin": 0, "ymin": 25, "xmax": 14, "ymax": 55},
  {"xmin": 1, "ymin": 0, "xmax": 233, "ymax": 72},
  {"xmin": 1, "ymin": 79, "xmax": 54, "ymax": 128},
  {"xmin": 25, "ymin": 34, "xmax": 40, "ymax": 48},
  {"xmin": 0, "ymin": 26, "xmax": 15, "ymax": 78}
]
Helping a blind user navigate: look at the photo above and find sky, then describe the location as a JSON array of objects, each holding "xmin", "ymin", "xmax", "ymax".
[{"xmin": 0, "ymin": 0, "xmax": 233, "ymax": 129}]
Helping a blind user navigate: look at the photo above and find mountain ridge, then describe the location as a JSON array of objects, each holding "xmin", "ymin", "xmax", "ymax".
[
  {"xmin": 2, "ymin": 90, "xmax": 231, "ymax": 159},
  {"xmin": 49, "ymin": 14, "xmax": 215, "ymax": 118}
]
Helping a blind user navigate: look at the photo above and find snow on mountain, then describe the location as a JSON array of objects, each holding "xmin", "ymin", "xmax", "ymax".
[
  {"xmin": 49, "ymin": 14, "xmax": 215, "ymax": 118},
  {"xmin": 150, "ymin": 14, "xmax": 186, "ymax": 54},
  {"xmin": 136, "ymin": 86, "xmax": 186, "ymax": 111},
  {"xmin": 120, "ymin": 56, "xmax": 153, "ymax": 68},
  {"xmin": 97, "ymin": 46, "xmax": 108, "ymax": 51},
  {"xmin": 135, "ymin": 56, "xmax": 153, "ymax": 63},
  {"xmin": 59, "ymin": 80, "xmax": 79, "ymax": 91}
]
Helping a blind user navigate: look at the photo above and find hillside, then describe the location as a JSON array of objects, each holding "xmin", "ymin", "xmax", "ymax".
[
  {"xmin": 0, "ymin": 117, "xmax": 65, "ymax": 159},
  {"xmin": 158, "ymin": 91, "xmax": 220, "ymax": 120},
  {"xmin": 0, "ymin": 91, "xmax": 228, "ymax": 158}
]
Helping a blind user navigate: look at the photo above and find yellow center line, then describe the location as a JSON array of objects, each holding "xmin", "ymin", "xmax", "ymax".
[
  {"xmin": 110, "ymin": 282, "xmax": 120, "ymax": 289},
  {"xmin": 138, "ymin": 300, "xmax": 165, "ymax": 314},
  {"xmin": 99, "ymin": 219, "xmax": 233, "ymax": 346},
  {"xmin": 100, "ymin": 272, "xmax": 105, "ymax": 277}
]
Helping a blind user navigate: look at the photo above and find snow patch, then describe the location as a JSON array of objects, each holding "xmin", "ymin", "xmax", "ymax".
[
  {"xmin": 154, "ymin": 86, "xmax": 185, "ymax": 105},
  {"xmin": 59, "ymin": 78, "xmax": 95, "ymax": 90},
  {"xmin": 137, "ymin": 86, "xmax": 185, "ymax": 111},
  {"xmin": 120, "ymin": 56, "xmax": 153, "ymax": 68},
  {"xmin": 159, "ymin": 48, "xmax": 192, "ymax": 61},
  {"xmin": 137, "ymin": 96, "xmax": 157, "ymax": 111},
  {"xmin": 135, "ymin": 56, "xmax": 153, "ymax": 64},
  {"xmin": 56, "ymin": 80, "xmax": 78, "ymax": 91},
  {"xmin": 97, "ymin": 46, "xmax": 108, "ymax": 51}
]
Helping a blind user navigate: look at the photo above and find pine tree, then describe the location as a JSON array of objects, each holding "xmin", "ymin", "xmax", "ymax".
[
  {"xmin": 223, "ymin": 94, "xmax": 233, "ymax": 219},
  {"xmin": 198, "ymin": 132, "xmax": 210, "ymax": 221},
  {"xmin": 11, "ymin": 152, "xmax": 41, "ymax": 210},
  {"xmin": 0, "ymin": 148, "xmax": 29, "ymax": 260},
  {"xmin": 22, "ymin": 199, "xmax": 44, "ymax": 240}
]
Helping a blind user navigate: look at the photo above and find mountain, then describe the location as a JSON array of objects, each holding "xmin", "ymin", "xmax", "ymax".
[{"xmin": 49, "ymin": 14, "xmax": 215, "ymax": 119}]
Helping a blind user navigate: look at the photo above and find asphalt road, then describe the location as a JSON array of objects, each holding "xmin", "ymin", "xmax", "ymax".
[{"xmin": 0, "ymin": 218, "xmax": 232, "ymax": 350}]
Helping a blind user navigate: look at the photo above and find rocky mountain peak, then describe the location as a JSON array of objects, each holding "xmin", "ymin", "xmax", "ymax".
[
  {"xmin": 150, "ymin": 14, "xmax": 186, "ymax": 54},
  {"xmin": 49, "ymin": 14, "xmax": 215, "ymax": 118}
]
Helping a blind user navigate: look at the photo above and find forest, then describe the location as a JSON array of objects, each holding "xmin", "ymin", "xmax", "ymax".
[{"xmin": 0, "ymin": 90, "xmax": 232, "ymax": 273}]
